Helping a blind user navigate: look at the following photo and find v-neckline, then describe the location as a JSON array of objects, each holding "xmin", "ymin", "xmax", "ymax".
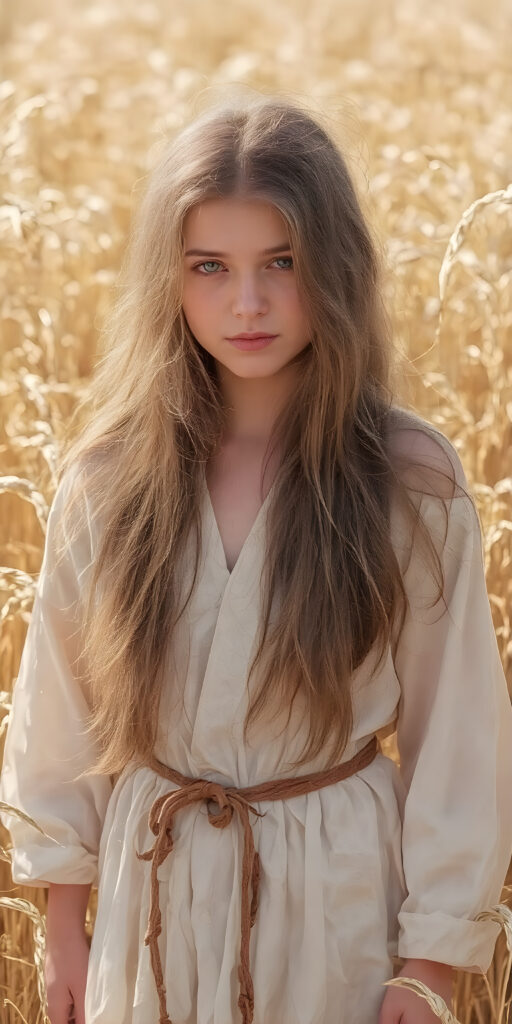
[{"xmin": 202, "ymin": 468, "xmax": 276, "ymax": 578}]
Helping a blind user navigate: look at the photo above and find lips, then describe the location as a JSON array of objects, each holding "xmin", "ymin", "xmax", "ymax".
[
  {"xmin": 228, "ymin": 333, "xmax": 277, "ymax": 340},
  {"xmin": 227, "ymin": 334, "xmax": 278, "ymax": 351}
]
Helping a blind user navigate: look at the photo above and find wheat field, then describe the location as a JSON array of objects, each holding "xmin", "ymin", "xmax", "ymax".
[{"xmin": 0, "ymin": 0, "xmax": 511, "ymax": 1021}]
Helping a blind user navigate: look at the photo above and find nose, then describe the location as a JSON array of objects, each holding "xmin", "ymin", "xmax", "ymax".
[{"xmin": 231, "ymin": 273, "xmax": 269, "ymax": 319}]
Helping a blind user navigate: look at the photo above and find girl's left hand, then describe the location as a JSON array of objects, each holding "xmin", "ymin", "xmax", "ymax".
[{"xmin": 377, "ymin": 957, "xmax": 455, "ymax": 1024}]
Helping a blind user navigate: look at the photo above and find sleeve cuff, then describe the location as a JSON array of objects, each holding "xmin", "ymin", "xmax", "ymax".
[
  {"xmin": 397, "ymin": 909, "xmax": 502, "ymax": 974},
  {"xmin": 8, "ymin": 843, "xmax": 99, "ymax": 889}
]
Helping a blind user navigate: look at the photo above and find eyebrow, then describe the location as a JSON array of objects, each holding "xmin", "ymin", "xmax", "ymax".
[{"xmin": 184, "ymin": 243, "xmax": 292, "ymax": 258}]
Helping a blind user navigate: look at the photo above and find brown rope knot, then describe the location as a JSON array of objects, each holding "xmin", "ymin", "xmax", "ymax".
[
  {"xmin": 203, "ymin": 780, "xmax": 236, "ymax": 826},
  {"xmin": 136, "ymin": 734, "xmax": 379, "ymax": 1024}
]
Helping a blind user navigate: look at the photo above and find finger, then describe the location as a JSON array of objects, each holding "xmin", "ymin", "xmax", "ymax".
[{"xmin": 73, "ymin": 995, "xmax": 87, "ymax": 1024}]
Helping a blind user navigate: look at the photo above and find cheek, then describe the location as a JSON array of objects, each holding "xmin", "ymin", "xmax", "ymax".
[
  {"xmin": 287, "ymin": 290, "xmax": 310, "ymax": 332},
  {"xmin": 279, "ymin": 279, "xmax": 306, "ymax": 314},
  {"xmin": 181, "ymin": 282, "xmax": 213, "ymax": 328},
  {"xmin": 182, "ymin": 278, "xmax": 200, "ymax": 310}
]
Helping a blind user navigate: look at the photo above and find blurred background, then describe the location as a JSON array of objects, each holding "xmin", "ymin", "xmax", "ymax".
[{"xmin": 0, "ymin": 0, "xmax": 511, "ymax": 1020}]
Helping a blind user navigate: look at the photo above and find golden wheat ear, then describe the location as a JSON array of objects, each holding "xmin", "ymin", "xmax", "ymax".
[
  {"xmin": 474, "ymin": 904, "xmax": 512, "ymax": 954},
  {"xmin": 382, "ymin": 975, "xmax": 462, "ymax": 1023}
]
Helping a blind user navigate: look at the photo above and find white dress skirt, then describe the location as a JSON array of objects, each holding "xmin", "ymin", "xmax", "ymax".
[{"xmin": 1, "ymin": 431, "xmax": 512, "ymax": 1024}]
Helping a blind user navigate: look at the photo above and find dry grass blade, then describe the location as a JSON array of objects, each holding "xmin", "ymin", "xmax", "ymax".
[
  {"xmin": 0, "ymin": 897, "xmax": 50, "ymax": 1024},
  {"xmin": 0, "ymin": 842, "xmax": 13, "ymax": 864},
  {"xmin": 0, "ymin": 693, "xmax": 12, "ymax": 746},
  {"xmin": 475, "ymin": 905, "xmax": 512, "ymax": 953},
  {"xmin": 474, "ymin": 905, "xmax": 512, "ymax": 1022},
  {"xmin": 0, "ymin": 478, "xmax": 49, "ymax": 532},
  {"xmin": 0, "ymin": 801, "xmax": 65, "ymax": 846},
  {"xmin": 2, "ymin": 999, "xmax": 30, "ymax": 1024}
]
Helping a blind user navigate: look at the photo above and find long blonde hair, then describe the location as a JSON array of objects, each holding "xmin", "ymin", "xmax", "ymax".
[{"xmin": 54, "ymin": 94, "xmax": 474, "ymax": 779}]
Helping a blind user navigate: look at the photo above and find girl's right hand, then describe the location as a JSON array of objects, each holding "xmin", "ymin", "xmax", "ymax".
[{"xmin": 44, "ymin": 930, "xmax": 91, "ymax": 1024}]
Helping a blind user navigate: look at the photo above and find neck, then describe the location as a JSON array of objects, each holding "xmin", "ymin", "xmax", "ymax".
[{"xmin": 216, "ymin": 361, "xmax": 298, "ymax": 447}]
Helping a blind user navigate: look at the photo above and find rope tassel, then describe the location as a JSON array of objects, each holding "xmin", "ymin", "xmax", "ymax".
[{"xmin": 136, "ymin": 780, "xmax": 265, "ymax": 1024}]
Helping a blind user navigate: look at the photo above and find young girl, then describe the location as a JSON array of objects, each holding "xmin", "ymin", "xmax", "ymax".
[{"xmin": 1, "ymin": 94, "xmax": 511, "ymax": 1024}]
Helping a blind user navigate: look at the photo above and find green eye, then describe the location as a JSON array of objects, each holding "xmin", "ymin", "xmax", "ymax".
[{"xmin": 195, "ymin": 261, "xmax": 222, "ymax": 274}]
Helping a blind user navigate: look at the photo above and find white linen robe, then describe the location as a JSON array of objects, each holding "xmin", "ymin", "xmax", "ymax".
[{"xmin": 1, "ymin": 438, "xmax": 512, "ymax": 1024}]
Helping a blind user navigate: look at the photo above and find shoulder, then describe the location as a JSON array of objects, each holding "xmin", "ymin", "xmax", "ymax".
[
  {"xmin": 50, "ymin": 450, "xmax": 108, "ymax": 560},
  {"xmin": 386, "ymin": 405, "xmax": 469, "ymax": 500},
  {"xmin": 54, "ymin": 448, "xmax": 109, "ymax": 512},
  {"xmin": 386, "ymin": 407, "xmax": 479, "ymax": 578}
]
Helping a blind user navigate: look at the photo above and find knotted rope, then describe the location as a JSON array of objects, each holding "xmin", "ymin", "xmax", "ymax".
[{"xmin": 136, "ymin": 733, "xmax": 378, "ymax": 1024}]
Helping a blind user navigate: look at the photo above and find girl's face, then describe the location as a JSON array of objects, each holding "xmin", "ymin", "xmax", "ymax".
[{"xmin": 181, "ymin": 197, "xmax": 312, "ymax": 380}]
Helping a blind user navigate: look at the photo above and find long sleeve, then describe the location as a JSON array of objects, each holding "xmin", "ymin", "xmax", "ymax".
[
  {"xmin": 0, "ymin": 465, "xmax": 112, "ymax": 888},
  {"xmin": 392, "ymin": 458, "xmax": 512, "ymax": 974}
]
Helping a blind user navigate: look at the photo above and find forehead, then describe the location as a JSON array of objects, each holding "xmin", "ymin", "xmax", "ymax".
[{"xmin": 182, "ymin": 197, "xmax": 289, "ymax": 247}]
